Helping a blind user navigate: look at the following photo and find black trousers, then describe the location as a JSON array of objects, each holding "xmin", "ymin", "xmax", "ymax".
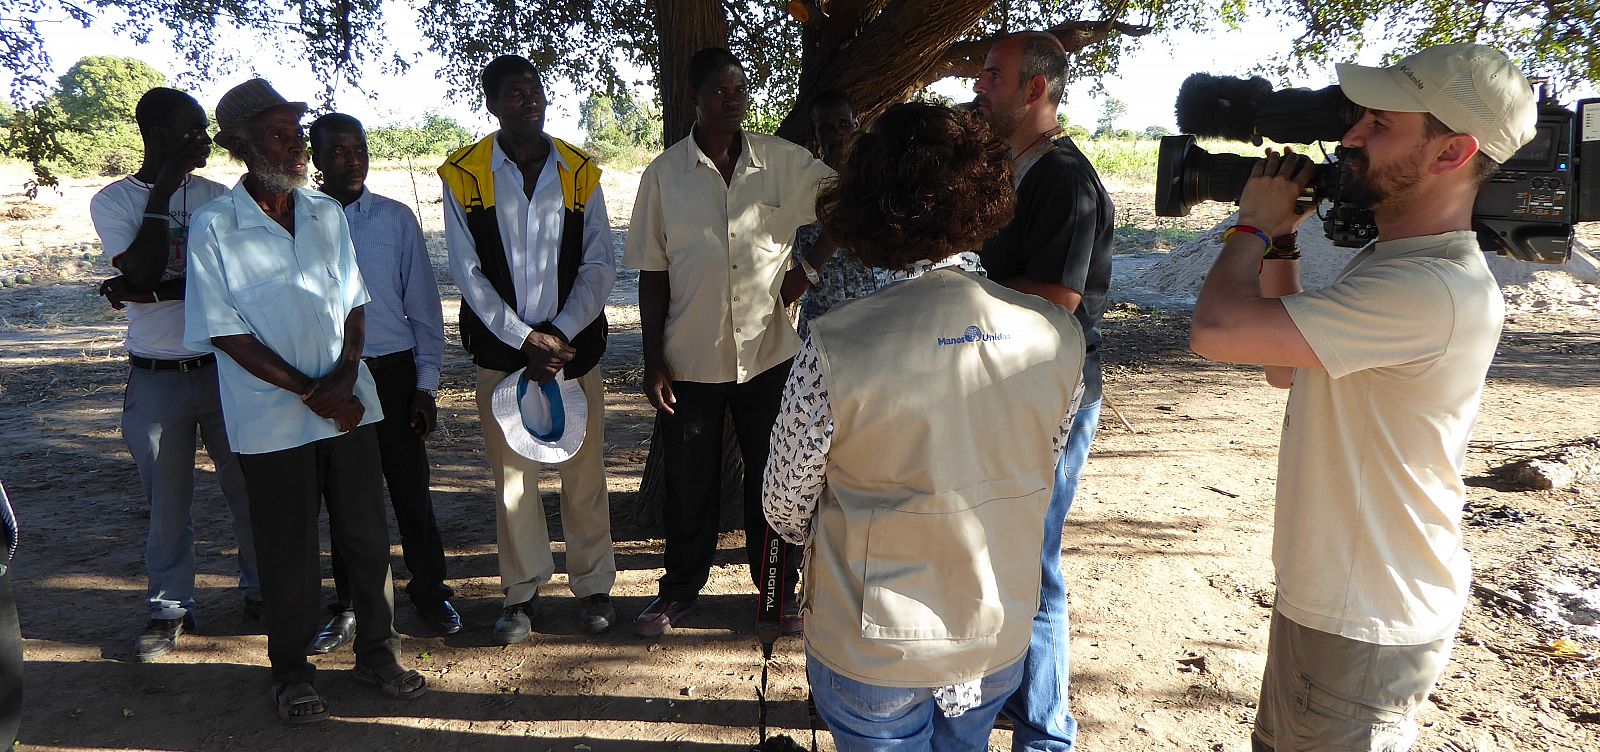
[
  {"xmin": 328, "ymin": 353, "xmax": 450, "ymax": 613},
  {"xmin": 658, "ymin": 360, "xmax": 801, "ymax": 602},
  {"xmin": 0, "ymin": 550, "xmax": 20, "ymax": 748},
  {"xmin": 238, "ymin": 427, "xmax": 399, "ymax": 686}
]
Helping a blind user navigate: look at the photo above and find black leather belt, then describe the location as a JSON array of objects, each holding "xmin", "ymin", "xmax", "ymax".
[
  {"xmin": 129, "ymin": 353, "xmax": 215, "ymax": 372},
  {"xmin": 362, "ymin": 349, "xmax": 413, "ymax": 370}
]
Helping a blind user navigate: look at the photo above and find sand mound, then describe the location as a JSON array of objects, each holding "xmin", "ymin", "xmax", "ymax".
[{"xmin": 1135, "ymin": 211, "xmax": 1600, "ymax": 318}]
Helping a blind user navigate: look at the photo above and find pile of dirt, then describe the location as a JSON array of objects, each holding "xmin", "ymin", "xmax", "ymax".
[{"xmin": 1133, "ymin": 212, "xmax": 1600, "ymax": 318}]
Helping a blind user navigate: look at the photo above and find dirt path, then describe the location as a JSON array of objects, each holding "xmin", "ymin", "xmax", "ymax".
[{"xmin": 1, "ymin": 165, "xmax": 1595, "ymax": 751}]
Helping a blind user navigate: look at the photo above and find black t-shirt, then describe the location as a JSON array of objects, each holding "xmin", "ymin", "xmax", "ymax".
[{"xmin": 980, "ymin": 137, "xmax": 1115, "ymax": 405}]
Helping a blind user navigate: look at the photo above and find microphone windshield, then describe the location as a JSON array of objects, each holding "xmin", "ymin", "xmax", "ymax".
[{"xmin": 1175, "ymin": 73, "xmax": 1272, "ymax": 142}]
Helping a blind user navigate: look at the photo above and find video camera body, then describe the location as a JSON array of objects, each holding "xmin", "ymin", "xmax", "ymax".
[{"xmin": 1155, "ymin": 73, "xmax": 1600, "ymax": 263}]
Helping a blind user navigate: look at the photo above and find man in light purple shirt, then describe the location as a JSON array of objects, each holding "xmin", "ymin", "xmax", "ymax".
[{"xmin": 306, "ymin": 113, "xmax": 459, "ymax": 651}]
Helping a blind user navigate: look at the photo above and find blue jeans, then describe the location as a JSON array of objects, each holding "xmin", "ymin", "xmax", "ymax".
[
  {"xmin": 1003, "ymin": 400, "xmax": 1101, "ymax": 751},
  {"xmin": 809, "ymin": 653, "xmax": 1025, "ymax": 751}
]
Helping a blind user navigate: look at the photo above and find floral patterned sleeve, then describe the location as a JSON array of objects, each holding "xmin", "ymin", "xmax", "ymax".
[
  {"xmin": 761, "ymin": 337, "xmax": 833, "ymax": 546},
  {"xmin": 1052, "ymin": 381, "xmax": 1086, "ymax": 462}
]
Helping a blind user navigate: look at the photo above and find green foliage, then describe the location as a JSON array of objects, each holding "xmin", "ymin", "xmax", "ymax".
[
  {"xmin": 1, "ymin": 56, "xmax": 164, "ymax": 190},
  {"xmin": 743, "ymin": 100, "xmax": 788, "ymax": 138},
  {"xmin": 1141, "ymin": 125, "xmax": 1172, "ymax": 139},
  {"xmin": 2, "ymin": 98, "xmax": 70, "ymax": 195},
  {"xmin": 1095, "ymin": 97, "xmax": 1128, "ymax": 137},
  {"xmin": 366, "ymin": 113, "xmax": 474, "ymax": 161},
  {"xmin": 579, "ymin": 90, "xmax": 663, "ymax": 162},
  {"xmin": 56, "ymin": 56, "xmax": 166, "ymax": 127},
  {"xmin": 3, "ymin": 1, "xmax": 1600, "ymax": 188}
]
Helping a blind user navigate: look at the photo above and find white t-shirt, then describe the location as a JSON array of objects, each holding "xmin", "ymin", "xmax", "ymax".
[
  {"xmin": 90, "ymin": 175, "xmax": 229, "ymax": 359},
  {"xmin": 1277, "ymin": 231, "xmax": 1503, "ymax": 645}
]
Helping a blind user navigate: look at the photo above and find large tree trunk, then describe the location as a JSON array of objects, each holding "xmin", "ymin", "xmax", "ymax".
[
  {"xmin": 775, "ymin": 2, "xmax": 1150, "ymax": 144},
  {"xmin": 778, "ymin": 0, "xmax": 992, "ymax": 142},
  {"xmin": 654, "ymin": 0, "xmax": 730, "ymax": 146}
]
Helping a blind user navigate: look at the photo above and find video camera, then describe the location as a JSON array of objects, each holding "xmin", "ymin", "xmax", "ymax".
[{"xmin": 1154, "ymin": 72, "xmax": 1600, "ymax": 263}]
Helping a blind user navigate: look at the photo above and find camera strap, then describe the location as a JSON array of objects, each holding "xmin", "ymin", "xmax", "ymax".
[{"xmin": 754, "ymin": 526, "xmax": 818, "ymax": 752}]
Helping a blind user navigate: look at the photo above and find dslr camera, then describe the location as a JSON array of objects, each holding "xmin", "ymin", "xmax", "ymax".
[{"xmin": 1154, "ymin": 73, "xmax": 1600, "ymax": 263}]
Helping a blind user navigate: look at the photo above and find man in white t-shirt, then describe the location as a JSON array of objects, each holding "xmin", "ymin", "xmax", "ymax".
[
  {"xmin": 89, "ymin": 87, "xmax": 259, "ymax": 664},
  {"xmin": 1189, "ymin": 45, "xmax": 1536, "ymax": 751}
]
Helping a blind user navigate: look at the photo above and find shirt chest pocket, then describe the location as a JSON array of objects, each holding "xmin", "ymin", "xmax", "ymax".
[{"xmin": 748, "ymin": 202, "xmax": 791, "ymax": 253}]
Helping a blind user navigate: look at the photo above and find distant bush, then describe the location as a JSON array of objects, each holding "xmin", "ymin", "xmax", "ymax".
[
  {"xmin": 367, "ymin": 113, "xmax": 474, "ymax": 162},
  {"xmin": 581, "ymin": 90, "xmax": 663, "ymax": 168}
]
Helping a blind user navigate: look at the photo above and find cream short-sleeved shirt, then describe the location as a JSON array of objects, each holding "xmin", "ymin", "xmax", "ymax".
[
  {"xmin": 624, "ymin": 130, "xmax": 835, "ymax": 384},
  {"xmin": 1277, "ymin": 231, "xmax": 1504, "ymax": 645}
]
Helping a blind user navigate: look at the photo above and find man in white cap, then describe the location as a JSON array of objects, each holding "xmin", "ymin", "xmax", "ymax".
[
  {"xmin": 185, "ymin": 78, "xmax": 423, "ymax": 724},
  {"xmin": 1189, "ymin": 44, "xmax": 1536, "ymax": 751}
]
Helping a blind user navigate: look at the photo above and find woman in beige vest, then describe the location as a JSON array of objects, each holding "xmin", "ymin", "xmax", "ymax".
[{"xmin": 761, "ymin": 103, "xmax": 1086, "ymax": 751}]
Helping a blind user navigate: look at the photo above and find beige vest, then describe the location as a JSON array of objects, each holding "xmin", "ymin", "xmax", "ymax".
[{"xmin": 804, "ymin": 268, "xmax": 1085, "ymax": 687}]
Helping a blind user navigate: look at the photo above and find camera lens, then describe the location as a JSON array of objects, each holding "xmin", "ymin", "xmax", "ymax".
[{"xmin": 1156, "ymin": 136, "xmax": 1263, "ymax": 216}]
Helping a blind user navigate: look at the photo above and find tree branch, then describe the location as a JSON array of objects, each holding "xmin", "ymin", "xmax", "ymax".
[{"xmin": 918, "ymin": 18, "xmax": 1154, "ymax": 87}]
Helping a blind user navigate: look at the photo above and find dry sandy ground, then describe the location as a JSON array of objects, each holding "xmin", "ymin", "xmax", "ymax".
[{"xmin": 0, "ymin": 162, "xmax": 1596, "ymax": 751}]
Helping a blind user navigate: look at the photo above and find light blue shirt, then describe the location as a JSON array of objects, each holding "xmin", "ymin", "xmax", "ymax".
[
  {"xmin": 344, "ymin": 188, "xmax": 445, "ymax": 392},
  {"xmin": 183, "ymin": 181, "xmax": 383, "ymax": 455}
]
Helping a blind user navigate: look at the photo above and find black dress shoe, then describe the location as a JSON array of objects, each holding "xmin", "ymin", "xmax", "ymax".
[
  {"xmin": 306, "ymin": 611, "xmax": 356, "ymax": 655},
  {"xmin": 135, "ymin": 614, "xmax": 195, "ymax": 663},
  {"xmin": 494, "ymin": 595, "xmax": 539, "ymax": 645},
  {"xmin": 578, "ymin": 594, "xmax": 616, "ymax": 635},
  {"xmin": 416, "ymin": 599, "xmax": 463, "ymax": 635}
]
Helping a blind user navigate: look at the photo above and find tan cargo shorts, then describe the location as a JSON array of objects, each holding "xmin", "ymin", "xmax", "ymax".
[{"xmin": 1252, "ymin": 608, "xmax": 1454, "ymax": 752}]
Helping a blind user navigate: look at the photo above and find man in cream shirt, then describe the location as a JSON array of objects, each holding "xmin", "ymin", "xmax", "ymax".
[
  {"xmin": 1190, "ymin": 44, "xmax": 1535, "ymax": 751},
  {"xmin": 625, "ymin": 46, "xmax": 834, "ymax": 637}
]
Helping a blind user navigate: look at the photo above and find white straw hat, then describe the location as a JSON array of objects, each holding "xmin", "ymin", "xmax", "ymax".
[
  {"xmin": 490, "ymin": 372, "xmax": 587, "ymax": 463},
  {"xmin": 1335, "ymin": 43, "xmax": 1537, "ymax": 163}
]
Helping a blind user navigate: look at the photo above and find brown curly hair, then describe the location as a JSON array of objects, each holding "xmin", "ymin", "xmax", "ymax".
[{"xmin": 816, "ymin": 103, "xmax": 1014, "ymax": 270}]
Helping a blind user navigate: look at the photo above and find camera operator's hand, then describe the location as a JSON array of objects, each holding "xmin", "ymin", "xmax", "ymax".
[{"xmin": 1237, "ymin": 147, "xmax": 1317, "ymax": 238}]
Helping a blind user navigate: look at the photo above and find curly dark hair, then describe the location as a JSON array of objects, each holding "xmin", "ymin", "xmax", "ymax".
[{"xmin": 817, "ymin": 103, "xmax": 1013, "ymax": 270}]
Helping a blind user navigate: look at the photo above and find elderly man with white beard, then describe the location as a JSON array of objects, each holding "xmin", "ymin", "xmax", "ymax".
[{"xmin": 183, "ymin": 79, "xmax": 424, "ymax": 724}]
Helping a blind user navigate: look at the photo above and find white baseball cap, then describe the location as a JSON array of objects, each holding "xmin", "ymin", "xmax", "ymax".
[
  {"xmin": 1335, "ymin": 43, "xmax": 1537, "ymax": 163},
  {"xmin": 490, "ymin": 372, "xmax": 588, "ymax": 463}
]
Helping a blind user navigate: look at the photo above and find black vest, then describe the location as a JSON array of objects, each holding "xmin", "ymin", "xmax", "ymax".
[{"xmin": 439, "ymin": 135, "xmax": 606, "ymax": 377}]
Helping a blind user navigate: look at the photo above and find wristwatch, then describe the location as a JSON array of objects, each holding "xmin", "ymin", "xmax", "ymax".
[{"xmin": 798, "ymin": 257, "xmax": 822, "ymax": 285}]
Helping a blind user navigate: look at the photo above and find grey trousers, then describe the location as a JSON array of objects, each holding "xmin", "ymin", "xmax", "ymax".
[
  {"xmin": 237, "ymin": 426, "xmax": 400, "ymax": 687},
  {"xmin": 122, "ymin": 364, "xmax": 259, "ymax": 620}
]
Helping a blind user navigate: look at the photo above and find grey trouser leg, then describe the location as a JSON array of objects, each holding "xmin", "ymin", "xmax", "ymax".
[{"xmin": 124, "ymin": 365, "xmax": 260, "ymax": 620}]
